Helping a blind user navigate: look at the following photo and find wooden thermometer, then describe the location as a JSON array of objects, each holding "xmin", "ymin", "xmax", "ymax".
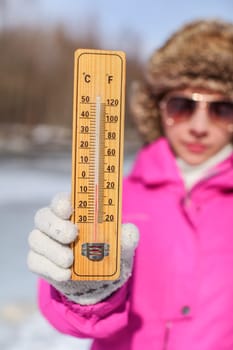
[{"xmin": 71, "ymin": 49, "xmax": 126, "ymax": 280}]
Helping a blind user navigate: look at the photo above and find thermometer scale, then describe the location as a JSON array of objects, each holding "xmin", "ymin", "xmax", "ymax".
[{"xmin": 71, "ymin": 49, "xmax": 126, "ymax": 280}]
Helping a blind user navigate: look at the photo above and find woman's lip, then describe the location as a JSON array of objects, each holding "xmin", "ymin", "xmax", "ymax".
[{"xmin": 185, "ymin": 142, "xmax": 207, "ymax": 153}]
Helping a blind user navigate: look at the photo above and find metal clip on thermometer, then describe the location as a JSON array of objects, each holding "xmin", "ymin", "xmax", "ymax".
[{"xmin": 71, "ymin": 49, "xmax": 126, "ymax": 280}]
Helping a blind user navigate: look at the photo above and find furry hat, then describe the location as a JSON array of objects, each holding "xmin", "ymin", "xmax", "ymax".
[{"xmin": 130, "ymin": 19, "xmax": 233, "ymax": 144}]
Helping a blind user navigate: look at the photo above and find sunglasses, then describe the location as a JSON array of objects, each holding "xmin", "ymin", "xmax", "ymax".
[{"xmin": 159, "ymin": 93, "xmax": 233, "ymax": 126}]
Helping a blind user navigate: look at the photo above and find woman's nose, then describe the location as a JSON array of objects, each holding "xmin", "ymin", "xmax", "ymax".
[{"xmin": 188, "ymin": 103, "xmax": 209, "ymax": 136}]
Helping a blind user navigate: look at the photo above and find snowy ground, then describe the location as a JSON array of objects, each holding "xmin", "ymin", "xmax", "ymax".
[{"xmin": 0, "ymin": 149, "xmax": 134, "ymax": 349}]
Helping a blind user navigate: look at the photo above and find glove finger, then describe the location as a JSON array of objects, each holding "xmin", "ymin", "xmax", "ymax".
[
  {"xmin": 28, "ymin": 229, "xmax": 73, "ymax": 268},
  {"xmin": 50, "ymin": 192, "xmax": 73, "ymax": 220},
  {"xmin": 35, "ymin": 207, "xmax": 77, "ymax": 244},
  {"xmin": 116, "ymin": 224, "xmax": 139, "ymax": 284},
  {"xmin": 121, "ymin": 223, "xmax": 139, "ymax": 258},
  {"xmin": 27, "ymin": 250, "xmax": 71, "ymax": 281}
]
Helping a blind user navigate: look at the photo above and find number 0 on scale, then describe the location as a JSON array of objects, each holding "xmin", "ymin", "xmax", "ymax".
[{"xmin": 71, "ymin": 49, "xmax": 126, "ymax": 280}]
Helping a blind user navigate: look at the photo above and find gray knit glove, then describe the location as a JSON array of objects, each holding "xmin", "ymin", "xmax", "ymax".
[{"xmin": 27, "ymin": 193, "xmax": 139, "ymax": 305}]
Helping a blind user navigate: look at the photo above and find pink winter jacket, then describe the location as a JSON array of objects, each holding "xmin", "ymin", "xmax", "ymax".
[{"xmin": 39, "ymin": 137, "xmax": 233, "ymax": 350}]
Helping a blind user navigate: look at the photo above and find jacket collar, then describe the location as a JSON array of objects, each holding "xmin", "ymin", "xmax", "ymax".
[
  {"xmin": 129, "ymin": 137, "xmax": 233, "ymax": 190},
  {"xmin": 129, "ymin": 138, "xmax": 183, "ymax": 186}
]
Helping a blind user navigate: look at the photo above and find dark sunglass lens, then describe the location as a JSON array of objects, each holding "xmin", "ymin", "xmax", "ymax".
[
  {"xmin": 166, "ymin": 97, "xmax": 195, "ymax": 120},
  {"xmin": 211, "ymin": 101, "xmax": 233, "ymax": 120}
]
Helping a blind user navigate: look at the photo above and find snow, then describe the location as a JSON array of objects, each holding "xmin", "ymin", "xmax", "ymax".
[
  {"xmin": 0, "ymin": 150, "xmax": 134, "ymax": 349},
  {"xmin": 0, "ymin": 311, "xmax": 92, "ymax": 350}
]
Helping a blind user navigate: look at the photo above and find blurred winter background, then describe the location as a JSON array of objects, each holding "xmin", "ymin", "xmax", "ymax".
[{"xmin": 0, "ymin": 0, "xmax": 233, "ymax": 349}]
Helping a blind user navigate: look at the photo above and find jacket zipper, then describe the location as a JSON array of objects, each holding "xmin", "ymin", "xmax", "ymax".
[{"xmin": 162, "ymin": 321, "xmax": 172, "ymax": 350}]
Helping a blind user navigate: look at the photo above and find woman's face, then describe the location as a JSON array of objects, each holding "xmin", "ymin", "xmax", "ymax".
[{"xmin": 160, "ymin": 88, "xmax": 233, "ymax": 165}]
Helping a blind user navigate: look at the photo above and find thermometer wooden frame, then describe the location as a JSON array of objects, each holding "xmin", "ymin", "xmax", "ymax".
[{"xmin": 71, "ymin": 49, "xmax": 126, "ymax": 280}]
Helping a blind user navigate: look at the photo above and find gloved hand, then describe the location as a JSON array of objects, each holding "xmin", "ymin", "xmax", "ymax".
[{"xmin": 27, "ymin": 192, "xmax": 139, "ymax": 305}]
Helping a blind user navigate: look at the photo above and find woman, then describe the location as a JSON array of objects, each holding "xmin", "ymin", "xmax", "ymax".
[{"xmin": 28, "ymin": 19, "xmax": 233, "ymax": 349}]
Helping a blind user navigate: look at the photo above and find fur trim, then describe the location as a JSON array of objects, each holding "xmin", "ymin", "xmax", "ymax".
[{"xmin": 130, "ymin": 19, "xmax": 233, "ymax": 143}]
